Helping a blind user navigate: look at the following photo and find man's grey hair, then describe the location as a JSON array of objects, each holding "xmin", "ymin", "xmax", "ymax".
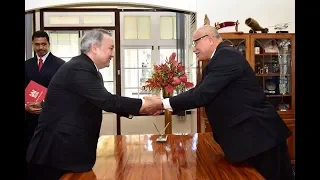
[
  {"xmin": 80, "ymin": 29, "xmax": 112, "ymax": 54},
  {"xmin": 209, "ymin": 27, "xmax": 222, "ymax": 40},
  {"xmin": 199, "ymin": 25, "xmax": 222, "ymax": 40}
]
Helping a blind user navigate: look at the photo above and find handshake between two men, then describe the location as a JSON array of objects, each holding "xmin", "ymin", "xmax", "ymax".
[{"xmin": 139, "ymin": 96, "xmax": 166, "ymax": 116}]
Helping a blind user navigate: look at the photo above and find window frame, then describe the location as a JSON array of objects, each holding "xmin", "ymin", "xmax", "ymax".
[{"xmin": 120, "ymin": 12, "xmax": 178, "ymax": 99}]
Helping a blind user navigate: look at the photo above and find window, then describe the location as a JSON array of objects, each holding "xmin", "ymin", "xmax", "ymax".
[
  {"xmin": 100, "ymin": 62, "xmax": 115, "ymax": 94},
  {"xmin": 120, "ymin": 12, "xmax": 177, "ymax": 99},
  {"xmin": 48, "ymin": 31, "xmax": 80, "ymax": 62},
  {"xmin": 160, "ymin": 16, "xmax": 176, "ymax": 40},
  {"xmin": 43, "ymin": 12, "xmax": 115, "ymax": 27},
  {"xmin": 124, "ymin": 16, "xmax": 151, "ymax": 40},
  {"xmin": 160, "ymin": 48, "xmax": 177, "ymax": 64},
  {"xmin": 123, "ymin": 48, "xmax": 152, "ymax": 98}
]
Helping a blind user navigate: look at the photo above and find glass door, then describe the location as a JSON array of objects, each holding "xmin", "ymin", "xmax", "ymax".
[{"xmin": 251, "ymin": 34, "xmax": 294, "ymax": 114}]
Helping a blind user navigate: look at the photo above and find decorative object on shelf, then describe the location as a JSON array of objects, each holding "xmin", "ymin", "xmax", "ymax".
[
  {"xmin": 265, "ymin": 79, "xmax": 276, "ymax": 94},
  {"xmin": 245, "ymin": 17, "xmax": 269, "ymax": 33},
  {"xmin": 237, "ymin": 43, "xmax": 246, "ymax": 56},
  {"xmin": 269, "ymin": 22, "xmax": 291, "ymax": 33},
  {"xmin": 143, "ymin": 52, "xmax": 194, "ymax": 134},
  {"xmin": 214, "ymin": 20, "xmax": 243, "ymax": 33},
  {"xmin": 279, "ymin": 77, "xmax": 288, "ymax": 95},
  {"xmin": 254, "ymin": 41, "xmax": 264, "ymax": 54},
  {"xmin": 254, "ymin": 47, "xmax": 260, "ymax": 54},
  {"xmin": 204, "ymin": 14, "xmax": 210, "ymax": 25},
  {"xmin": 264, "ymin": 42, "xmax": 279, "ymax": 53},
  {"xmin": 278, "ymin": 39, "xmax": 291, "ymax": 77},
  {"xmin": 278, "ymin": 104, "xmax": 289, "ymax": 111},
  {"xmin": 271, "ymin": 56, "xmax": 280, "ymax": 73}
]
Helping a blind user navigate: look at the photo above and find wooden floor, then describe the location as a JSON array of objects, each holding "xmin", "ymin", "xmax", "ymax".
[{"xmin": 61, "ymin": 133, "xmax": 264, "ymax": 180}]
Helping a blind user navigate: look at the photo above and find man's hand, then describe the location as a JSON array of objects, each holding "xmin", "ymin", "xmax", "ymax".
[
  {"xmin": 25, "ymin": 102, "xmax": 42, "ymax": 114},
  {"xmin": 140, "ymin": 96, "xmax": 163, "ymax": 115}
]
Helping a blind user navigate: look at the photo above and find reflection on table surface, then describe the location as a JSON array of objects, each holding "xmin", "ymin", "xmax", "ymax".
[{"xmin": 61, "ymin": 133, "xmax": 264, "ymax": 180}]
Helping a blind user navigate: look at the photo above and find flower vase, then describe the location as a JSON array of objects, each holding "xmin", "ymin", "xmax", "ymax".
[
  {"xmin": 162, "ymin": 88, "xmax": 173, "ymax": 98},
  {"xmin": 162, "ymin": 88, "xmax": 172, "ymax": 134}
]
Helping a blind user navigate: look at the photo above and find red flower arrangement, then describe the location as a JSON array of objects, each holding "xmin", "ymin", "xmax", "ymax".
[{"xmin": 142, "ymin": 52, "xmax": 194, "ymax": 95}]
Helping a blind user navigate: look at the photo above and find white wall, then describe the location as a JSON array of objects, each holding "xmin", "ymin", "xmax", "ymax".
[
  {"xmin": 26, "ymin": 0, "xmax": 295, "ymax": 34},
  {"xmin": 196, "ymin": 0, "xmax": 295, "ymax": 33},
  {"xmin": 25, "ymin": 0, "xmax": 197, "ymax": 12}
]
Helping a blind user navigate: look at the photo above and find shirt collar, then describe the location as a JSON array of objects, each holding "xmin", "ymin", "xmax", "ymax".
[
  {"xmin": 93, "ymin": 63, "xmax": 98, "ymax": 71},
  {"xmin": 210, "ymin": 49, "xmax": 216, "ymax": 59},
  {"xmin": 37, "ymin": 52, "xmax": 50, "ymax": 63}
]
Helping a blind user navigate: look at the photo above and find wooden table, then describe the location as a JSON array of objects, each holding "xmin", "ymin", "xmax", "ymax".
[{"xmin": 61, "ymin": 133, "xmax": 264, "ymax": 180}]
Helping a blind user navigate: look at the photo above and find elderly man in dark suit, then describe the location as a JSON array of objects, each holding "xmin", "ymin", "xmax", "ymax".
[
  {"xmin": 25, "ymin": 29, "xmax": 161, "ymax": 180},
  {"xmin": 151, "ymin": 25, "xmax": 294, "ymax": 180},
  {"xmin": 24, "ymin": 31, "xmax": 65, "ymax": 172}
]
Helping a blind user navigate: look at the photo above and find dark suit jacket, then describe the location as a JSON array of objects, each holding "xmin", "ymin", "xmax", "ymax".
[
  {"xmin": 26, "ymin": 53, "xmax": 142, "ymax": 172},
  {"xmin": 24, "ymin": 53, "xmax": 65, "ymax": 148},
  {"xmin": 25, "ymin": 52, "xmax": 65, "ymax": 119},
  {"xmin": 169, "ymin": 42, "xmax": 291, "ymax": 163}
]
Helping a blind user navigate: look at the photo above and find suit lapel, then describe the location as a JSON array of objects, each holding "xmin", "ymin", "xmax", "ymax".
[{"xmin": 30, "ymin": 56, "xmax": 40, "ymax": 74}]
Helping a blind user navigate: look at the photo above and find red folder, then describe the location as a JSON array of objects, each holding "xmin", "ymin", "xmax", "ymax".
[{"xmin": 25, "ymin": 80, "xmax": 48, "ymax": 104}]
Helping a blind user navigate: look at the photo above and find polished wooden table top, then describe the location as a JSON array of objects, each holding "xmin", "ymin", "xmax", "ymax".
[{"xmin": 61, "ymin": 133, "xmax": 264, "ymax": 180}]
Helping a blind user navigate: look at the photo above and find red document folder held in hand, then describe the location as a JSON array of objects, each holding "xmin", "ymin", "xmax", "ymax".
[{"xmin": 25, "ymin": 80, "xmax": 48, "ymax": 104}]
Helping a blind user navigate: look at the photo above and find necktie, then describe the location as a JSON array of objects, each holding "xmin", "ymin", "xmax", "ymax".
[{"xmin": 38, "ymin": 58, "xmax": 43, "ymax": 71}]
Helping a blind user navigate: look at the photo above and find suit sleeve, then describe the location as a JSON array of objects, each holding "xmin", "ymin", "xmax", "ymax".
[
  {"xmin": 163, "ymin": 76, "xmax": 204, "ymax": 110},
  {"xmin": 67, "ymin": 68, "xmax": 142, "ymax": 116},
  {"xmin": 169, "ymin": 49, "xmax": 243, "ymax": 112}
]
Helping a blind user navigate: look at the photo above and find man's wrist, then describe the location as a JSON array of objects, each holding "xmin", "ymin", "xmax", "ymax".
[{"xmin": 162, "ymin": 98, "xmax": 173, "ymax": 111}]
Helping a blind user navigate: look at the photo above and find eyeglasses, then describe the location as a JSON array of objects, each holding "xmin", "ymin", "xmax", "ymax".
[{"xmin": 192, "ymin": 34, "xmax": 208, "ymax": 47}]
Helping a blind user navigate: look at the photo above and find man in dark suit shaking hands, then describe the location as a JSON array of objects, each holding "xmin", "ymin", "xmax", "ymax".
[
  {"xmin": 24, "ymin": 31, "xmax": 65, "ymax": 172},
  {"xmin": 25, "ymin": 29, "xmax": 162, "ymax": 180},
  {"xmin": 156, "ymin": 25, "xmax": 294, "ymax": 180}
]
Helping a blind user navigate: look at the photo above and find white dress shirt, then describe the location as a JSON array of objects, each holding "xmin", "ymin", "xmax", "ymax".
[
  {"xmin": 162, "ymin": 50, "xmax": 216, "ymax": 111},
  {"xmin": 37, "ymin": 52, "xmax": 50, "ymax": 65}
]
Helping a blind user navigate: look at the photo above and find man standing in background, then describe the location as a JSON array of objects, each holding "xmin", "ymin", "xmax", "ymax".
[{"xmin": 24, "ymin": 31, "xmax": 65, "ymax": 173}]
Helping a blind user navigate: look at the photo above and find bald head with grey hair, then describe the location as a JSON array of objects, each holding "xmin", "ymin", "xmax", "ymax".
[
  {"xmin": 192, "ymin": 25, "xmax": 223, "ymax": 61},
  {"xmin": 80, "ymin": 29, "xmax": 112, "ymax": 54},
  {"xmin": 198, "ymin": 25, "xmax": 222, "ymax": 40},
  {"xmin": 81, "ymin": 29, "xmax": 115, "ymax": 69}
]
